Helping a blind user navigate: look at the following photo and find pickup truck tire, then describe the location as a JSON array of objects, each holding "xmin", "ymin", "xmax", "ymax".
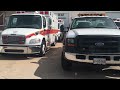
[{"xmin": 61, "ymin": 52, "xmax": 72, "ymax": 71}]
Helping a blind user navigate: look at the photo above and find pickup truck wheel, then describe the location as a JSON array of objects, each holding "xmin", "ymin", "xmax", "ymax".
[{"xmin": 61, "ymin": 52, "xmax": 72, "ymax": 71}]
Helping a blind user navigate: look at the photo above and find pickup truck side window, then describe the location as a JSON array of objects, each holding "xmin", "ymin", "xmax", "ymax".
[{"xmin": 48, "ymin": 18, "xmax": 52, "ymax": 25}]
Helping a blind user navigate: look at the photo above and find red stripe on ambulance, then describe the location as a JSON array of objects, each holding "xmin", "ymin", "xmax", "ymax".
[
  {"xmin": 26, "ymin": 29, "xmax": 60, "ymax": 38},
  {"xmin": 26, "ymin": 33, "xmax": 36, "ymax": 38}
]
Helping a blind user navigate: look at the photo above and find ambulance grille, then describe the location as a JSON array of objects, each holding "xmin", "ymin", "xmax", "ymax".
[{"xmin": 2, "ymin": 35, "xmax": 26, "ymax": 44}]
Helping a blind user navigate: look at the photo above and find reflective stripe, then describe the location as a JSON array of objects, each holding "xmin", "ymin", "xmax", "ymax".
[{"xmin": 26, "ymin": 29, "xmax": 60, "ymax": 38}]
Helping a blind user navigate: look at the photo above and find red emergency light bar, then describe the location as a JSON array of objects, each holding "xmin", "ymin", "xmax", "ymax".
[
  {"xmin": 78, "ymin": 13, "xmax": 106, "ymax": 16},
  {"xmin": 40, "ymin": 11, "xmax": 44, "ymax": 14},
  {"xmin": 16, "ymin": 11, "xmax": 25, "ymax": 13},
  {"xmin": 16, "ymin": 11, "xmax": 21, "ymax": 13},
  {"xmin": 40, "ymin": 11, "xmax": 49, "ymax": 15},
  {"xmin": 45, "ymin": 11, "xmax": 49, "ymax": 15}
]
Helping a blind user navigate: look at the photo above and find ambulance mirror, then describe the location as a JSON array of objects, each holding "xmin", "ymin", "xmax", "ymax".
[{"xmin": 60, "ymin": 25, "xmax": 64, "ymax": 32}]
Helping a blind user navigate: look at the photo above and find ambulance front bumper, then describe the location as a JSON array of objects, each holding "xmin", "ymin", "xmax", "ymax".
[{"xmin": 0, "ymin": 45, "xmax": 41, "ymax": 54}]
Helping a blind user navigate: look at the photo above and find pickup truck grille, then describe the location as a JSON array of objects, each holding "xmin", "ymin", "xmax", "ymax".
[
  {"xmin": 76, "ymin": 35, "xmax": 120, "ymax": 53},
  {"xmin": 2, "ymin": 35, "xmax": 26, "ymax": 44}
]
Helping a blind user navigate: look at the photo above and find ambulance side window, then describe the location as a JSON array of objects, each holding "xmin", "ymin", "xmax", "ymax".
[
  {"xmin": 49, "ymin": 18, "xmax": 52, "ymax": 25},
  {"xmin": 43, "ymin": 16, "xmax": 46, "ymax": 28},
  {"xmin": 58, "ymin": 23, "xmax": 60, "ymax": 29}
]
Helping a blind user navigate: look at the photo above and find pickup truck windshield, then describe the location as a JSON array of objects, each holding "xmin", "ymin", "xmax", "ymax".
[
  {"xmin": 7, "ymin": 15, "xmax": 42, "ymax": 29},
  {"xmin": 71, "ymin": 17, "xmax": 117, "ymax": 29}
]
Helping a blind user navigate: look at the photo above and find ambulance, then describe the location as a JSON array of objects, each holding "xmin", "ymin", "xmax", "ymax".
[
  {"xmin": 39, "ymin": 11, "xmax": 60, "ymax": 42},
  {"xmin": 0, "ymin": 11, "xmax": 60, "ymax": 57}
]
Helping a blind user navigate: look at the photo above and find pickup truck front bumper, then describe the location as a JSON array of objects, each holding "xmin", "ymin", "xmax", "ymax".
[
  {"xmin": 65, "ymin": 52, "xmax": 120, "ymax": 65},
  {"xmin": 0, "ymin": 45, "xmax": 41, "ymax": 54}
]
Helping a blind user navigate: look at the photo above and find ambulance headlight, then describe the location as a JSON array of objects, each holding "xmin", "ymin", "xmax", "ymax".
[{"xmin": 29, "ymin": 39, "xmax": 41, "ymax": 44}]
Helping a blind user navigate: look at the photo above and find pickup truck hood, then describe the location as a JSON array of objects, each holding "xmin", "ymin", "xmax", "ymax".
[
  {"xmin": 66, "ymin": 28, "xmax": 120, "ymax": 38},
  {"xmin": 2, "ymin": 28, "xmax": 41, "ymax": 36}
]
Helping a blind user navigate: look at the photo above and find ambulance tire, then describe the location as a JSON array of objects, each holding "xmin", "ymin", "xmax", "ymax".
[
  {"xmin": 58, "ymin": 36, "xmax": 62, "ymax": 42},
  {"xmin": 51, "ymin": 37, "xmax": 57, "ymax": 46},
  {"xmin": 39, "ymin": 41, "xmax": 46, "ymax": 57}
]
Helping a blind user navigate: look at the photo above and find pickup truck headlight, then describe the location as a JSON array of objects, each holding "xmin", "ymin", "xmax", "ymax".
[
  {"xmin": 66, "ymin": 38, "xmax": 75, "ymax": 46},
  {"xmin": 29, "ymin": 39, "xmax": 41, "ymax": 44}
]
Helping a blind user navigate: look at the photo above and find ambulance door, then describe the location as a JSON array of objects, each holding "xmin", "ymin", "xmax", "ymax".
[
  {"xmin": 48, "ymin": 17, "xmax": 53, "ymax": 45},
  {"xmin": 42, "ymin": 16, "xmax": 50, "ymax": 47}
]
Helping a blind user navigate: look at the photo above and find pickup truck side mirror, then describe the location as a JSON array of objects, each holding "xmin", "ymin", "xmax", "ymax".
[
  {"xmin": 64, "ymin": 27, "xmax": 69, "ymax": 32},
  {"xmin": 67, "ymin": 27, "xmax": 70, "ymax": 30}
]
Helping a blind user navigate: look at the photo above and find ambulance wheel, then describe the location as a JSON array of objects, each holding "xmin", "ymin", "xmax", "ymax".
[
  {"xmin": 39, "ymin": 41, "xmax": 46, "ymax": 57},
  {"xmin": 57, "ymin": 36, "xmax": 61, "ymax": 42},
  {"xmin": 51, "ymin": 37, "xmax": 57, "ymax": 46}
]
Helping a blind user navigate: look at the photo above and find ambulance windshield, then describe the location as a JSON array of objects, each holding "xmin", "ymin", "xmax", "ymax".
[
  {"xmin": 7, "ymin": 15, "xmax": 42, "ymax": 29},
  {"xmin": 71, "ymin": 17, "xmax": 117, "ymax": 29}
]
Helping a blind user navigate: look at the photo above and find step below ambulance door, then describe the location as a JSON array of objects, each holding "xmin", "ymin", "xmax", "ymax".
[{"xmin": 42, "ymin": 16, "xmax": 51, "ymax": 47}]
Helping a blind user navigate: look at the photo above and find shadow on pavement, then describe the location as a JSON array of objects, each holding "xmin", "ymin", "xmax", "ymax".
[
  {"xmin": 0, "ymin": 54, "xmax": 33, "ymax": 60},
  {"xmin": 34, "ymin": 44, "xmax": 120, "ymax": 79}
]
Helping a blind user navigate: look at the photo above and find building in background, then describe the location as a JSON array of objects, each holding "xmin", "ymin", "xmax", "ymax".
[
  {"xmin": 53, "ymin": 11, "xmax": 120, "ymax": 28},
  {"xmin": 53, "ymin": 11, "xmax": 70, "ymax": 29},
  {"xmin": 0, "ymin": 11, "xmax": 16, "ymax": 31},
  {"xmin": 1, "ymin": 11, "xmax": 120, "ymax": 31}
]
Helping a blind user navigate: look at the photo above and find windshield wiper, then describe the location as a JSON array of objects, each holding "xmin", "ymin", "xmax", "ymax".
[
  {"xmin": 71, "ymin": 27, "xmax": 93, "ymax": 29},
  {"xmin": 94, "ymin": 27, "xmax": 108, "ymax": 28},
  {"xmin": 17, "ymin": 25, "xmax": 40, "ymax": 29}
]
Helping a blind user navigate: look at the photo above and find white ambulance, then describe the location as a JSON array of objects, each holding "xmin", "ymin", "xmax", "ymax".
[
  {"xmin": 0, "ymin": 11, "xmax": 60, "ymax": 57},
  {"xmin": 39, "ymin": 11, "xmax": 60, "ymax": 42}
]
